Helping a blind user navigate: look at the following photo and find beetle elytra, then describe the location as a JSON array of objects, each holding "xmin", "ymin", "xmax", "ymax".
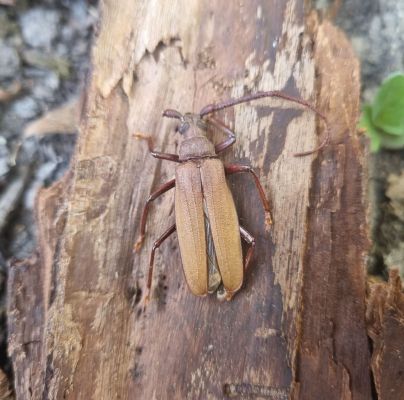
[{"xmin": 134, "ymin": 91, "xmax": 329, "ymax": 302}]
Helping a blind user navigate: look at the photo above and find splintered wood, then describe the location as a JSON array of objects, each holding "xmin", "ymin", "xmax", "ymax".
[
  {"xmin": 366, "ymin": 270, "xmax": 404, "ymax": 400},
  {"xmin": 8, "ymin": 1, "xmax": 402, "ymax": 399}
]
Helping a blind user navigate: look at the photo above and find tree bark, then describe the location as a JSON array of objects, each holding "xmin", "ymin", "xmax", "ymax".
[
  {"xmin": 7, "ymin": 1, "xmax": 403, "ymax": 399},
  {"xmin": 366, "ymin": 270, "xmax": 404, "ymax": 400}
]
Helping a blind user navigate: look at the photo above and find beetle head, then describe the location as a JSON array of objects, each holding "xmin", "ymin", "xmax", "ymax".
[{"xmin": 163, "ymin": 109, "xmax": 207, "ymax": 138}]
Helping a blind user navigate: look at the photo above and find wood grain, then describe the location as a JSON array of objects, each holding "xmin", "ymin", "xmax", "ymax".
[{"xmin": 295, "ymin": 17, "xmax": 372, "ymax": 399}]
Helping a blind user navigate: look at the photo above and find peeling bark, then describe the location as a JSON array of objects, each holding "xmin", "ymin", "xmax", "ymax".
[
  {"xmin": 7, "ymin": 1, "xmax": 396, "ymax": 399},
  {"xmin": 366, "ymin": 270, "xmax": 404, "ymax": 400},
  {"xmin": 294, "ymin": 17, "xmax": 372, "ymax": 400}
]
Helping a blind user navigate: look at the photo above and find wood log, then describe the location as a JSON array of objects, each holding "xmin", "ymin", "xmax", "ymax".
[
  {"xmin": 7, "ymin": 1, "xmax": 403, "ymax": 399},
  {"xmin": 366, "ymin": 270, "xmax": 404, "ymax": 400}
]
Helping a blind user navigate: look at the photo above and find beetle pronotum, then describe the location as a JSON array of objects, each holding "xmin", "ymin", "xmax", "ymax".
[{"xmin": 134, "ymin": 91, "xmax": 329, "ymax": 302}]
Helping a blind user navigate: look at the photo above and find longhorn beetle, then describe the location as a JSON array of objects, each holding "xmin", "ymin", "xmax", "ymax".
[{"xmin": 134, "ymin": 91, "xmax": 330, "ymax": 302}]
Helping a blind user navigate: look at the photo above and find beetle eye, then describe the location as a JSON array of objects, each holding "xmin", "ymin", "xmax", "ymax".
[{"xmin": 178, "ymin": 122, "xmax": 189, "ymax": 134}]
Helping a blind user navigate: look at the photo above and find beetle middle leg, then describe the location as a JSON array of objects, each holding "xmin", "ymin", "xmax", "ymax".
[
  {"xmin": 134, "ymin": 179, "xmax": 175, "ymax": 251},
  {"xmin": 225, "ymin": 164, "xmax": 272, "ymax": 229},
  {"xmin": 145, "ymin": 224, "xmax": 176, "ymax": 302}
]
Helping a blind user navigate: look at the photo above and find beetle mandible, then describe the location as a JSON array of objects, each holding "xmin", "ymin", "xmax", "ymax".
[{"xmin": 134, "ymin": 90, "xmax": 330, "ymax": 302}]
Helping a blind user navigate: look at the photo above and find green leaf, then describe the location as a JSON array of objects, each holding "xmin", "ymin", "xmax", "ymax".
[
  {"xmin": 372, "ymin": 73, "xmax": 404, "ymax": 136},
  {"xmin": 360, "ymin": 105, "xmax": 404, "ymax": 151},
  {"xmin": 360, "ymin": 105, "xmax": 381, "ymax": 152},
  {"xmin": 377, "ymin": 130, "xmax": 404, "ymax": 149}
]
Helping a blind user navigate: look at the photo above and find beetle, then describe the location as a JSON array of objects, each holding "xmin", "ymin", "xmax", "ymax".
[{"xmin": 134, "ymin": 90, "xmax": 329, "ymax": 302}]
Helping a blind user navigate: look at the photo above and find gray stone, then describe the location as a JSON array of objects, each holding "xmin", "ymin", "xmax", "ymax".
[
  {"xmin": 24, "ymin": 162, "xmax": 56, "ymax": 209},
  {"xmin": 20, "ymin": 8, "xmax": 60, "ymax": 49},
  {"xmin": 384, "ymin": 243, "xmax": 404, "ymax": 284},
  {"xmin": 55, "ymin": 42, "xmax": 69, "ymax": 58},
  {"xmin": 0, "ymin": 43, "xmax": 20, "ymax": 79},
  {"xmin": 32, "ymin": 71, "xmax": 60, "ymax": 100},
  {"xmin": 336, "ymin": 0, "xmax": 404, "ymax": 89},
  {"xmin": 0, "ymin": 137, "xmax": 10, "ymax": 178},
  {"xmin": 72, "ymin": 40, "xmax": 88, "ymax": 58},
  {"xmin": 12, "ymin": 97, "xmax": 39, "ymax": 120},
  {"xmin": 0, "ymin": 10, "xmax": 18, "ymax": 39},
  {"xmin": 71, "ymin": 2, "xmax": 97, "ymax": 32},
  {"xmin": 387, "ymin": 172, "xmax": 404, "ymax": 223},
  {"xmin": 22, "ymin": 49, "xmax": 70, "ymax": 77}
]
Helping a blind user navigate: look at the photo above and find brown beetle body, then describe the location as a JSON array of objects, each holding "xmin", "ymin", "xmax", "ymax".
[
  {"xmin": 175, "ymin": 158, "xmax": 243, "ymax": 298},
  {"xmin": 134, "ymin": 91, "xmax": 330, "ymax": 303},
  {"xmin": 178, "ymin": 136, "xmax": 215, "ymax": 161}
]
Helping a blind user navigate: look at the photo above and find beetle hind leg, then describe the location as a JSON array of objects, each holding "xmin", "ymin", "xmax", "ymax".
[
  {"xmin": 225, "ymin": 164, "xmax": 272, "ymax": 230},
  {"xmin": 240, "ymin": 225, "xmax": 256, "ymax": 272},
  {"xmin": 144, "ymin": 224, "xmax": 176, "ymax": 303},
  {"xmin": 216, "ymin": 225, "xmax": 256, "ymax": 301}
]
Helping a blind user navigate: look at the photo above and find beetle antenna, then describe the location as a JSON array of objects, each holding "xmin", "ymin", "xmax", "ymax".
[
  {"xmin": 162, "ymin": 109, "xmax": 183, "ymax": 120},
  {"xmin": 199, "ymin": 90, "xmax": 330, "ymax": 156}
]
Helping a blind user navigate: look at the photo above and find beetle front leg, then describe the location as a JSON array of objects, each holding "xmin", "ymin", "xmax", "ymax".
[
  {"xmin": 225, "ymin": 164, "xmax": 272, "ymax": 229},
  {"xmin": 146, "ymin": 224, "xmax": 176, "ymax": 303},
  {"xmin": 134, "ymin": 179, "xmax": 175, "ymax": 252},
  {"xmin": 240, "ymin": 226, "xmax": 256, "ymax": 272},
  {"xmin": 134, "ymin": 133, "xmax": 180, "ymax": 162},
  {"xmin": 206, "ymin": 117, "xmax": 236, "ymax": 154}
]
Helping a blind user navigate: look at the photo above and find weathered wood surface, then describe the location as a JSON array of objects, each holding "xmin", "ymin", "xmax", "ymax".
[
  {"xmin": 295, "ymin": 18, "xmax": 371, "ymax": 399},
  {"xmin": 8, "ymin": 1, "xmax": 402, "ymax": 399},
  {"xmin": 366, "ymin": 270, "xmax": 404, "ymax": 400}
]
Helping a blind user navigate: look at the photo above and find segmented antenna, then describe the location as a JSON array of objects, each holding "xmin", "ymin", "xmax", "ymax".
[{"xmin": 199, "ymin": 90, "xmax": 330, "ymax": 156}]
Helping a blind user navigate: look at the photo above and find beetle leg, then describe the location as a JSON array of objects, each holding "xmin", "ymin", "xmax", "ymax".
[
  {"xmin": 134, "ymin": 179, "xmax": 175, "ymax": 252},
  {"xmin": 225, "ymin": 164, "xmax": 272, "ymax": 229},
  {"xmin": 134, "ymin": 133, "xmax": 180, "ymax": 162},
  {"xmin": 206, "ymin": 117, "xmax": 236, "ymax": 154},
  {"xmin": 146, "ymin": 224, "xmax": 176, "ymax": 302},
  {"xmin": 218, "ymin": 225, "xmax": 255, "ymax": 302},
  {"xmin": 240, "ymin": 225, "xmax": 256, "ymax": 272}
]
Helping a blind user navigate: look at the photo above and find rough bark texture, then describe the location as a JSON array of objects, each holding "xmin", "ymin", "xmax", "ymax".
[
  {"xmin": 294, "ymin": 16, "xmax": 372, "ymax": 400},
  {"xmin": 366, "ymin": 270, "xmax": 404, "ymax": 400},
  {"xmin": 7, "ymin": 1, "xmax": 403, "ymax": 399}
]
